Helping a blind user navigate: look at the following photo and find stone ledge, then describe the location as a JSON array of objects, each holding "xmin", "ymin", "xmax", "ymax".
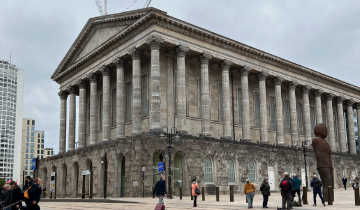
[{"xmin": 41, "ymin": 198, "xmax": 138, "ymax": 203}]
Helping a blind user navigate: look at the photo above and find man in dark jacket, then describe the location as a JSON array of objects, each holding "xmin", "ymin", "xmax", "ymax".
[
  {"xmin": 279, "ymin": 172, "xmax": 293, "ymax": 210},
  {"xmin": 27, "ymin": 178, "xmax": 42, "ymax": 210},
  {"xmin": 152, "ymin": 175, "xmax": 167, "ymax": 204},
  {"xmin": 0, "ymin": 184, "xmax": 4, "ymax": 209},
  {"xmin": 23, "ymin": 176, "xmax": 33, "ymax": 192},
  {"xmin": 260, "ymin": 179, "xmax": 270, "ymax": 208},
  {"xmin": 310, "ymin": 175, "xmax": 325, "ymax": 206},
  {"xmin": 291, "ymin": 174, "xmax": 301, "ymax": 204},
  {"xmin": 342, "ymin": 176, "xmax": 347, "ymax": 190},
  {"xmin": 3, "ymin": 184, "xmax": 12, "ymax": 210}
]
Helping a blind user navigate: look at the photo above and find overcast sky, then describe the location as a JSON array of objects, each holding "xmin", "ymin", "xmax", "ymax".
[{"xmin": 1, "ymin": 0, "xmax": 360, "ymax": 154}]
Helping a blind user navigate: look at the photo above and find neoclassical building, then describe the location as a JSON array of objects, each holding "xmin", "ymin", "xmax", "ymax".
[{"xmin": 38, "ymin": 7, "xmax": 360, "ymax": 198}]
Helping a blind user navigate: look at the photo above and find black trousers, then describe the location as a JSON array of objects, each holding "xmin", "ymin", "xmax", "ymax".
[
  {"xmin": 263, "ymin": 194, "xmax": 268, "ymax": 207},
  {"xmin": 193, "ymin": 195, "xmax": 197, "ymax": 205},
  {"xmin": 293, "ymin": 189, "xmax": 301, "ymax": 203},
  {"xmin": 282, "ymin": 193, "xmax": 292, "ymax": 210},
  {"xmin": 26, "ymin": 202, "xmax": 40, "ymax": 210},
  {"xmin": 343, "ymin": 184, "xmax": 346, "ymax": 190}
]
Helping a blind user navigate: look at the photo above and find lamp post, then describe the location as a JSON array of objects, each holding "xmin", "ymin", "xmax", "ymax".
[
  {"xmin": 299, "ymin": 140, "xmax": 312, "ymax": 188},
  {"xmin": 101, "ymin": 145, "xmax": 108, "ymax": 199}
]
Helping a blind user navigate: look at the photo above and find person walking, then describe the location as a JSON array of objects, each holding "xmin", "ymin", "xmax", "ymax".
[
  {"xmin": 279, "ymin": 172, "xmax": 293, "ymax": 210},
  {"xmin": 311, "ymin": 175, "xmax": 325, "ymax": 206},
  {"xmin": 27, "ymin": 178, "xmax": 42, "ymax": 210},
  {"xmin": 244, "ymin": 179, "xmax": 255, "ymax": 209},
  {"xmin": 3, "ymin": 184, "xmax": 12, "ymax": 210},
  {"xmin": 354, "ymin": 175, "xmax": 359, "ymax": 188},
  {"xmin": 260, "ymin": 179, "xmax": 270, "ymax": 208},
  {"xmin": 42, "ymin": 188, "xmax": 46, "ymax": 198},
  {"xmin": 152, "ymin": 175, "xmax": 167, "ymax": 205},
  {"xmin": 291, "ymin": 174, "xmax": 301, "ymax": 205},
  {"xmin": 23, "ymin": 176, "xmax": 33, "ymax": 193},
  {"xmin": 191, "ymin": 179, "xmax": 199, "ymax": 207},
  {"xmin": 342, "ymin": 176, "xmax": 347, "ymax": 190},
  {"xmin": 9, "ymin": 181, "xmax": 21, "ymax": 210}
]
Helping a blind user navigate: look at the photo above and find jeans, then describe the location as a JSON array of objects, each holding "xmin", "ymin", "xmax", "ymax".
[
  {"xmin": 246, "ymin": 192, "xmax": 255, "ymax": 207},
  {"xmin": 263, "ymin": 194, "xmax": 268, "ymax": 207},
  {"xmin": 282, "ymin": 193, "xmax": 292, "ymax": 210},
  {"xmin": 194, "ymin": 195, "xmax": 197, "ymax": 205},
  {"xmin": 313, "ymin": 191, "xmax": 324, "ymax": 205},
  {"xmin": 158, "ymin": 195, "xmax": 164, "ymax": 204}
]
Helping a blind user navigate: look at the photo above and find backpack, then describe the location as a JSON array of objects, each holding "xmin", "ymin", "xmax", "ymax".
[
  {"xmin": 281, "ymin": 180, "xmax": 290, "ymax": 191},
  {"xmin": 23, "ymin": 186, "xmax": 32, "ymax": 200},
  {"xmin": 313, "ymin": 179, "xmax": 321, "ymax": 189}
]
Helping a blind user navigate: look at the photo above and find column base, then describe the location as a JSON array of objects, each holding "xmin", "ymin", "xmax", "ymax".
[
  {"xmin": 199, "ymin": 133, "xmax": 211, "ymax": 137},
  {"xmin": 178, "ymin": 130, "xmax": 188, "ymax": 134}
]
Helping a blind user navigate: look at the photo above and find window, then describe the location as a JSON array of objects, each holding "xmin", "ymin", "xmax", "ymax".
[
  {"xmin": 51, "ymin": 151, "xmax": 53, "ymax": 155},
  {"xmin": 41, "ymin": 155, "xmax": 43, "ymax": 159},
  {"xmin": 310, "ymin": 106, "xmax": 315, "ymax": 136},
  {"xmin": 25, "ymin": 166, "xmax": 28, "ymax": 170},
  {"xmin": 30, "ymin": 171, "xmax": 33, "ymax": 175},
  {"xmin": 270, "ymin": 96, "xmax": 276, "ymax": 130},
  {"xmin": 37, "ymin": 150, "xmax": 39, "ymax": 154},
  {"xmin": 37, "ymin": 145, "xmax": 40, "ymax": 148},
  {"xmin": 297, "ymin": 104, "xmax": 304, "ymax": 135},
  {"xmin": 25, "ymin": 160, "xmax": 28, "ymax": 164},
  {"xmin": 204, "ymin": 157, "xmax": 213, "ymax": 182},
  {"xmin": 198, "ymin": 78, "xmax": 202, "ymax": 118},
  {"xmin": 27, "ymin": 120, "xmax": 29, "ymax": 125},
  {"xmin": 126, "ymin": 82, "xmax": 132, "ymax": 122},
  {"xmin": 322, "ymin": 109, "xmax": 326, "ymax": 125},
  {"xmin": 254, "ymin": 92, "xmax": 260, "ymax": 128},
  {"xmin": 41, "ymin": 150, "xmax": 43, "ymax": 154},
  {"xmin": 32, "ymin": 120, "xmax": 35, "ymax": 125},
  {"xmin": 141, "ymin": 74, "xmax": 148, "ymax": 117},
  {"xmin": 41, "ymin": 139, "xmax": 44, "ymax": 143},
  {"xmin": 227, "ymin": 159, "xmax": 235, "ymax": 183},
  {"xmin": 219, "ymin": 83, "xmax": 223, "ymax": 121},
  {"xmin": 31, "ymin": 132, "xmax": 34, "ymax": 137},
  {"xmin": 26, "ymin": 137, "xmax": 29, "ymax": 142},
  {"xmin": 26, "ymin": 143, "xmax": 29, "ymax": 147},
  {"xmin": 27, "ymin": 132, "xmax": 29, "ymax": 136},
  {"xmin": 112, "ymin": 89, "xmax": 117, "ymax": 126},
  {"xmin": 99, "ymin": 95, "xmax": 103, "ymax": 130},
  {"xmin": 30, "ymin": 149, "xmax": 34, "ymax": 153},
  {"xmin": 41, "ymin": 134, "xmax": 44, "ymax": 138},
  {"xmin": 248, "ymin": 160, "xmax": 256, "ymax": 183},
  {"xmin": 284, "ymin": 99, "xmax": 291, "ymax": 132},
  {"xmin": 31, "ymin": 138, "xmax": 34, "ymax": 142},
  {"xmin": 31, "ymin": 143, "xmax": 34, "ymax": 148},
  {"xmin": 38, "ymin": 139, "xmax": 40, "ymax": 143},
  {"xmin": 37, "ymin": 133, "xmax": 40, "ymax": 137},
  {"xmin": 30, "ymin": 154, "xmax": 33, "ymax": 159},
  {"xmin": 238, "ymin": 88, "xmax": 242, "ymax": 125},
  {"xmin": 26, "ymin": 149, "xmax": 28, "ymax": 153},
  {"xmin": 26, "ymin": 154, "xmax": 28, "ymax": 159},
  {"xmin": 285, "ymin": 163, "xmax": 291, "ymax": 175},
  {"xmin": 47, "ymin": 151, "xmax": 50, "ymax": 155},
  {"xmin": 31, "ymin": 127, "xmax": 34, "ymax": 131},
  {"xmin": 27, "ymin": 127, "xmax": 29, "ymax": 131}
]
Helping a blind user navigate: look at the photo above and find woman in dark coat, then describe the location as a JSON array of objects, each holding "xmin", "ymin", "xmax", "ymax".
[
  {"xmin": 260, "ymin": 179, "xmax": 271, "ymax": 208},
  {"xmin": 10, "ymin": 181, "xmax": 22, "ymax": 210}
]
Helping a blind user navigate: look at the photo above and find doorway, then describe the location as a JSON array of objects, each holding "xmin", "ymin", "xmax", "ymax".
[
  {"xmin": 268, "ymin": 165, "xmax": 275, "ymax": 191},
  {"xmin": 121, "ymin": 157, "xmax": 125, "ymax": 197},
  {"xmin": 173, "ymin": 154, "xmax": 183, "ymax": 196}
]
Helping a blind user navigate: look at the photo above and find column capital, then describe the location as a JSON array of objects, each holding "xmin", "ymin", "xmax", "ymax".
[
  {"xmin": 100, "ymin": 66, "xmax": 112, "ymax": 76},
  {"xmin": 326, "ymin": 93, "xmax": 335, "ymax": 101},
  {"xmin": 76, "ymin": 80, "xmax": 87, "ymax": 89},
  {"xmin": 67, "ymin": 86, "xmax": 77, "ymax": 94},
  {"xmin": 176, "ymin": 45, "xmax": 189, "ymax": 57},
  {"xmin": 274, "ymin": 77, "xmax": 284, "ymax": 86},
  {"xmin": 146, "ymin": 35, "xmax": 164, "ymax": 50},
  {"xmin": 220, "ymin": 60, "xmax": 232, "ymax": 70},
  {"xmin": 87, "ymin": 73, "xmax": 98, "ymax": 83},
  {"xmin": 347, "ymin": 99, "xmax": 355, "ymax": 107},
  {"xmin": 239, "ymin": 66, "xmax": 251, "ymax": 76},
  {"xmin": 302, "ymin": 86, "xmax": 311, "ymax": 94},
  {"xmin": 355, "ymin": 103, "xmax": 360, "ymax": 109},
  {"xmin": 128, "ymin": 48, "xmax": 141, "ymax": 60},
  {"xmin": 337, "ymin": 96, "xmax": 345, "ymax": 103},
  {"xmin": 289, "ymin": 81, "xmax": 298, "ymax": 90},
  {"xmin": 58, "ymin": 91, "xmax": 68, "ymax": 100},
  {"xmin": 199, "ymin": 53, "xmax": 212, "ymax": 65},
  {"xmin": 258, "ymin": 72, "xmax": 268, "ymax": 82},
  {"xmin": 314, "ymin": 89, "xmax": 324, "ymax": 97},
  {"xmin": 113, "ymin": 57, "xmax": 124, "ymax": 69}
]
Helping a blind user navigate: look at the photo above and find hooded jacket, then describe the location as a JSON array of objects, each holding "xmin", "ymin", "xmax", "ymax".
[
  {"xmin": 260, "ymin": 179, "xmax": 270, "ymax": 195},
  {"xmin": 244, "ymin": 181, "xmax": 255, "ymax": 194},
  {"xmin": 292, "ymin": 176, "xmax": 301, "ymax": 190}
]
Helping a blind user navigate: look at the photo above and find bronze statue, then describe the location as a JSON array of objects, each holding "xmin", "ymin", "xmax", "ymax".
[{"xmin": 312, "ymin": 124, "xmax": 334, "ymax": 202}]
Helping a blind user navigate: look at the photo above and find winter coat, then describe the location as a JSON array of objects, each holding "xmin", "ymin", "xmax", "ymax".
[
  {"xmin": 292, "ymin": 176, "xmax": 301, "ymax": 190},
  {"xmin": 279, "ymin": 177, "xmax": 293, "ymax": 195},
  {"xmin": 29, "ymin": 184, "xmax": 42, "ymax": 204},
  {"xmin": 260, "ymin": 181, "xmax": 270, "ymax": 196},
  {"xmin": 244, "ymin": 182, "xmax": 255, "ymax": 194},
  {"xmin": 311, "ymin": 177, "xmax": 323, "ymax": 193},
  {"xmin": 0, "ymin": 187, "xmax": 4, "ymax": 208},
  {"xmin": 11, "ymin": 187, "xmax": 22, "ymax": 210},
  {"xmin": 342, "ymin": 178, "xmax": 347, "ymax": 184},
  {"xmin": 23, "ymin": 180, "xmax": 33, "ymax": 192},
  {"xmin": 3, "ymin": 189, "xmax": 12, "ymax": 207},
  {"xmin": 153, "ymin": 179, "xmax": 167, "ymax": 197},
  {"xmin": 191, "ymin": 182, "xmax": 199, "ymax": 196}
]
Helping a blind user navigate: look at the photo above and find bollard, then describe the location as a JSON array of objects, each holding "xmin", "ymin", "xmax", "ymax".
[
  {"xmin": 355, "ymin": 187, "xmax": 360, "ymax": 206},
  {"xmin": 327, "ymin": 186, "xmax": 333, "ymax": 205},
  {"xmin": 180, "ymin": 187, "xmax": 182, "ymax": 200},
  {"xmin": 50, "ymin": 192, "xmax": 52, "ymax": 199},
  {"xmin": 230, "ymin": 185, "xmax": 234, "ymax": 202},
  {"xmin": 216, "ymin": 187, "xmax": 219, "ymax": 202},
  {"xmin": 169, "ymin": 186, "xmax": 173, "ymax": 199},
  {"xmin": 303, "ymin": 186, "xmax": 308, "ymax": 205},
  {"xmin": 191, "ymin": 187, "xmax": 193, "ymax": 200},
  {"xmin": 202, "ymin": 187, "xmax": 205, "ymax": 201}
]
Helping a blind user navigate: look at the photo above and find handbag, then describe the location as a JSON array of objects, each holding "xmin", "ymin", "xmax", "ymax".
[{"xmin": 195, "ymin": 188, "xmax": 201, "ymax": 195}]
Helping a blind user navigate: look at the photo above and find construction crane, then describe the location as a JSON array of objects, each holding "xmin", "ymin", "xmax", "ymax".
[
  {"xmin": 95, "ymin": 0, "xmax": 107, "ymax": 16},
  {"xmin": 143, "ymin": 0, "xmax": 152, "ymax": 8}
]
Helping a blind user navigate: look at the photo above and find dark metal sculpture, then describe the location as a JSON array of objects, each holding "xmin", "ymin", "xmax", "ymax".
[{"xmin": 312, "ymin": 124, "xmax": 334, "ymax": 202}]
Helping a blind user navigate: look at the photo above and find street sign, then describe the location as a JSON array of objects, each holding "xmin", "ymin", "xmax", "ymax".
[
  {"xmin": 31, "ymin": 158, "xmax": 37, "ymax": 170},
  {"xmin": 82, "ymin": 170, "xmax": 90, "ymax": 176},
  {"xmin": 142, "ymin": 166, "xmax": 146, "ymax": 172},
  {"xmin": 158, "ymin": 162, "xmax": 164, "ymax": 172}
]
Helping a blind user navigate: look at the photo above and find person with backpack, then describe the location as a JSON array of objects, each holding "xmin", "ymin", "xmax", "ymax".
[
  {"xmin": 26, "ymin": 178, "xmax": 42, "ymax": 210},
  {"xmin": 191, "ymin": 179, "xmax": 200, "ymax": 207},
  {"xmin": 291, "ymin": 174, "xmax": 301, "ymax": 205},
  {"xmin": 244, "ymin": 179, "xmax": 255, "ymax": 209},
  {"xmin": 9, "ymin": 181, "xmax": 22, "ymax": 210},
  {"xmin": 260, "ymin": 179, "xmax": 270, "ymax": 208},
  {"xmin": 279, "ymin": 172, "xmax": 293, "ymax": 210},
  {"xmin": 310, "ymin": 175, "xmax": 325, "ymax": 206},
  {"xmin": 152, "ymin": 175, "xmax": 167, "ymax": 205}
]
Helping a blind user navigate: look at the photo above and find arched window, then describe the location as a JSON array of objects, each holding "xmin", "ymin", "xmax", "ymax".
[
  {"xmin": 285, "ymin": 163, "xmax": 291, "ymax": 175},
  {"xmin": 248, "ymin": 160, "xmax": 256, "ymax": 183},
  {"xmin": 204, "ymin": 158, "xmax": 213, "ymax": 182},
  {"xmin": 227, "ymin": 159, "xmax": 235, "ymax": 183}
]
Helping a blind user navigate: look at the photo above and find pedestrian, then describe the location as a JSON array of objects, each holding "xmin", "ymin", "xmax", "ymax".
[
  {"xmin": 260, "ymin": 179, "xmax": 270, "ymax": 208},
  {"xmin": 279, "ymin": 172, "xmax": 293, "ymax": 210},
  {"xmin": 311, "ymin": 175, "xmax": 325, "ymax": 206},
  {"xmin": 42, "ymin": 188, "xmax": 46, "ymax": 198},
  {"xmin": 291, "ymin": 174, "xmax": 301, "ymax": 205},
  {"xmin": 350, "ymin": 176, "xmax": 355, "ymax": 189},
  {"xmin": 152, "ymin": 175, "xmax": 167, "ymax": 205},
  {"xmin": 27, "ymin": 178, "xmax": 42, "ymax": 210},
  {"xmin": 23, "ymin": 176, "xmax": 33, "ymax": 193},
  {"xmin": 3, "ymin": 184, "xmax": 12, "ymax": 210},
  {"xmin": 355, "ymin": 175, "xmax": 359, "ymax": 188},
  {"xmin": 244, "ymin": 178, "xmax": 255, "ymax": 209},
  {"xmin": 191, "ymin": 179, "xmax": 200, "ymax": 207},
  {"xmin": 10, "ymin": 181, "xmax": 22, "ymax": 210},
  {"xmin": 0, "ymin": 184, "xmax": 4, "ymax": 209},
  {"xmin": 342, "ymin": 176, "xmax": 347, "ymax": 190}
]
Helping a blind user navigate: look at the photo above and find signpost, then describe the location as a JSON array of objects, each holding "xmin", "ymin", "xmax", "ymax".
[
  {"xmin": 158, "ymin": 162, "xmax": 164, "ymax": 172},
  {"xmin": 142, "ymin": 167, "xmax": 146, "ymax": 198},
  {"xmin": 31, "ymin": 158, "xmax": 37, "ymax": 177}
]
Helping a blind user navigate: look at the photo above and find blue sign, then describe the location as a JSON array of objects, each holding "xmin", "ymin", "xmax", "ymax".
[
  {"xmin": 31, "ymin": 158, "xmax": 37, "ymax": 170},
  {"xmin": 158, "ymin": 162, "xmax": 164, "ymax": 172}
]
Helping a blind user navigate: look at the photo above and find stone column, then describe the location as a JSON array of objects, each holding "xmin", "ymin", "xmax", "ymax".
[
  {"xmin": 289, "ymin": 82, "xmax": 298, "ymax": 146},
  {"xmin": 346, "ymin": 100, "xmax": 356, "ymax": 154},
  {"xmin": 302, "ymin": 86, "xmax": 311, "ymax": 145},
  {"xmin": 101, "ymin": 66, "xmax": 111, "ymax": 142},
  {"xmin": 326, "ymin": 94, "xmax": 336, "ymax": 151},
  {"xmin": 314, "ymin": 90, "xmax": 323, "ymax": 124},
  {"xmin": 337, "ymin": 97, "xmax": 347, "ymax": 153},
  {"xmin": 274, "ymin": 77, "xmax": 284, "ymax": 145},
  {"xmin": 221, "ymin": 60, "xmax": 232, "ymax": 139},
  {"xmin": 88, "ymin": 73, "xmax": 98, "ymax": 145},
  {"xmin": 128, "ymin": 48, "xmax": 142, "ymax": 134},
  {"xmin": 146, "ymin": 36, "xmax": 164, "ymax": 130},
  {"xmin": 176, "ymin": 46, "xmax": 189, "ymax": 133},
  {"xmin": 258, "ymin": 72, "xmax": 268, "ymax": 143},
  {"xmin": 356, "ymin": 103, "xmax": 360, "ymax": 154},
  {"xmin": 114, "ymin": 58, "xmax": 125, "ymax": 138},
  {"xmin": 241, "ymin": 67, "xmax": 251, "ymax": 141},
  {"xmin": 58, "ymin": 91, "xmax": 68, "ymax": 153},
  {"xmin": 77, "ymin": 80, "xmax": 87, "ymax": 148},
  {"xmin": 68, "ymin": 86, "xmax": 77, "ymax": 151},
  {"xmin": 200, "ymin": 53, "xmax": 212, "ymax": 136}
]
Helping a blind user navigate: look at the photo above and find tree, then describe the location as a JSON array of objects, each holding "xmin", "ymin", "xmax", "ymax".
[{"xmin": 0, "ymin": 178, "xmax": 5, "ymax": 186}]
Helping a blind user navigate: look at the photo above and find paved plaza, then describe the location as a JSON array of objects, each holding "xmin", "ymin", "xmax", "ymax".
[{"xmin": 38, "ymin": 188, "xmax": 359, "ymax": 209}]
